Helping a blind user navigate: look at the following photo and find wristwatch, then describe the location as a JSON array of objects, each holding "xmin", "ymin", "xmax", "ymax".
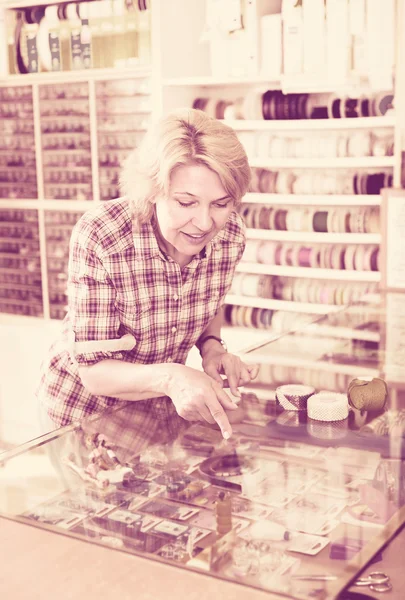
[{"xmin": 196, "ymin": 335, "xmax": 228, "ymax": 354}]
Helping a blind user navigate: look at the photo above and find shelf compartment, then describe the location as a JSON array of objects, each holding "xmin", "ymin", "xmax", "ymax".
[
  {"xmin": 306, "ymin": 323, "xmax": 380, "ymax": 344},
  {"xmin": 236, "ymin": 263, "xmax": 381, "ymax": 282},
  {"xmin": 223, "ymin": 117, "xmax": 395, "ymax": 131},
  {"xmin": 225, "ymin": 294, "xmax": 341, "ymax": 314},
  {"xmin": 0, "ymin": 67, "xmax": 152, "ymax": 86},
  {"xmin": 242, "ymin": 353, "xmax": 379, "ymax": 378},
  {"xmin": 249, "ymin": 156, "xmax": 395, "ymax": 169},
  {"xmin": 246, "ymin": 229, "xmax": 381, "ymax": 244},
  {"xmin": 162, "ymin": 76, "xmax": 281, "ymax": 87},
  {"xmin": 161, "ymin": 74, "xmax": 371, "ymax": 93},
  {"xmin": 243, "ymin": 193, "xmax": 381, "ymax": 206}
]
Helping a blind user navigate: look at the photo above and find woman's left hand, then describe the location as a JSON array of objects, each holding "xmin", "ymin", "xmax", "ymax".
[{"xmin": 202, "ymin": 350, "xmax": 259, "ymax": 398}]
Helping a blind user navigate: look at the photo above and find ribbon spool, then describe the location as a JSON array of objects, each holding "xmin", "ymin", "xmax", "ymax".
[
  {"xmin": 275, "ymin": 384, "xmax": 315, "ymax": 411},
  {"xmin": 307, "ymin": 392, "xmax": 349, "ymax": 422},
  {"xmin": 372, "ymin": 92, "xmax": 394, "ymax": 116},
  {"xmin": 347, "ymin": 377, "xmax": 388, "ymax": 411},
  {"xmin": 275, "ymin": 411, "xmax": 301, "ymax": 428},
  {"xmin": 350, "ymin": 406, "xmax": 368, "ymax": 429},
  {"xmin": 307, "ymin": 418, "xmax": 348, "ymax": 440},
  {"xmin": 37, "ymin": 5, "xmax": 59, "ymax": 72},
  {"xmin": 14, "ymin": 11, "xmax": 28, "ymax": 74},
  {"xmin": 360, "ymin": 409, "xmax": 405, "ymax": 437}
]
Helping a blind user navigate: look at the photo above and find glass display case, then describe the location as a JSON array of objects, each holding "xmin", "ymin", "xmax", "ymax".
[{"xmin": 0, "ymin": 293, "xmax": 404, "ymax": 600}]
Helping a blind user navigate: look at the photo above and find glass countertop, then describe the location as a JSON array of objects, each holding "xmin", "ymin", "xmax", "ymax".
[{"xmin": 0, "ymin": 292, "xmax": 404, "ymax": 600}]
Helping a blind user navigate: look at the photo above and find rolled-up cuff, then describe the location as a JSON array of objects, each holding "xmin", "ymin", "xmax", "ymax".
[{"xmin": 68, "ymin": 331, "xmax": 136, "ymax": 365}]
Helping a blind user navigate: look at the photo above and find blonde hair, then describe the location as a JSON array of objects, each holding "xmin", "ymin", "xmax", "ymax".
[{"xmin": 120, "ymin": 108, "xmax": 251, "ymax": 227}]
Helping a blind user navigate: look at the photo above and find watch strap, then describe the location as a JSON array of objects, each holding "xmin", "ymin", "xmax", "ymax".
[{"xmin": 196, "ymin": 335, "xmax": 227, "ymax": 354}]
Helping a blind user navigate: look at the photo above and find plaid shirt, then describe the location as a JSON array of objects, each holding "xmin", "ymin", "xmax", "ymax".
[{"xmin": 37, "ymin": 197, "xmax": 246, "ymax": 427}]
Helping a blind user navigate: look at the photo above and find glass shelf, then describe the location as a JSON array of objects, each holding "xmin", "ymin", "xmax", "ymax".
[{"xmin": 0, "ymin": 292, "xmax": 404, "ymax": 599}]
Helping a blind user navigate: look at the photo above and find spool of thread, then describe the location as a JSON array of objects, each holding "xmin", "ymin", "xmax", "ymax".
[
  {"xmin": 248, "ymin": 520, "xmax": 291, "ymax": 541},
  {"xmin": 359, "ymin": 413, "xmax": 388, "ymax": 436},
  {"xmin": 15, "ymin": 11, "xmax": 28, "ymax": 74},
  {"xmin": 37, "ymin": 6, "xmax": 55, "ymax": 72},
  {"xmin": 350, "ymin": 406, "xmax": 368, "ymax": 429},
  {"xmin": 313, "ymin": 211, "xmax": 328, "ymax": 233},
  {"xmin": 360, "ymin": 409, "xmax": 405, "ymax": 437},
  {"xmin": 347, "ymin": 377, "xmax": 388, "ymax": 411},
  {"xmin": 373, "ymin": 92, "xmax": 394, "ymax": 116},
  {"xmin": 275, "ymin": 384, "xmax": 315, "ymax": 411},
  {"xmin": 307, "ymin": 392, "xmax": 349, "ymax": 422},
  {"xmin": 215, "ymin": 491, "xmax": 233, "ymax": 536}
]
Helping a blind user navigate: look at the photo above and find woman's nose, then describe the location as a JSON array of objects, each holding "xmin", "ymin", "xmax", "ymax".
[{"xmin": 192, "ymin": 207, "xmax": 213, "ymax": 231}]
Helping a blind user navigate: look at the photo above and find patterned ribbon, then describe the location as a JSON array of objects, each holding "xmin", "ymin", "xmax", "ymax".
[
  {"xmin": 307, "ymin": 392, "xmax": 349, "ymax": 422},
  {"xmin": 275, "ymin": 384, "xmax": 315, "ymax": 411}
]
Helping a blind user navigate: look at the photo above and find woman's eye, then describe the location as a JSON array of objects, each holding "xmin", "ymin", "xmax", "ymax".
[
  {"xmin": 176, "ymin": 200, "xmax": 193, "ymax": 207},
  {"xmin": 215, "ymin": 203, "xmax": 230, "ymax": 209}
]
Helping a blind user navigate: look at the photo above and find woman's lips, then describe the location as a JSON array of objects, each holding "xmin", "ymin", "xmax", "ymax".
[{"xmin": 182, "ymin": 231, "xmax": 210, "ymax": 244}]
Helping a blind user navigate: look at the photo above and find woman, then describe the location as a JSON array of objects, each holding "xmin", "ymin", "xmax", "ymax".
[{"xmin": 37, "ymin": 108, "xmax": 258, "ymax": 439}]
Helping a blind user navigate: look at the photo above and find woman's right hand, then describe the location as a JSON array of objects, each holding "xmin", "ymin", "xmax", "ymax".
[{"xmin": 166, "ymin": 365, "xmax": 239, "ymax": 439}]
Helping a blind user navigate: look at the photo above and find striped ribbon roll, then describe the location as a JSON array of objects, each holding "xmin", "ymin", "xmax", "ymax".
[
  {"xmin": 307, "ymin": 392, "xmax": 349, "ymax": 422},
  {"xmin": 276, "ymin": 411, "xmax": 301, "ymax": 427},
  {"xmin": 275, "ymin": 384, "xmax": 315, "ymax": 411}
]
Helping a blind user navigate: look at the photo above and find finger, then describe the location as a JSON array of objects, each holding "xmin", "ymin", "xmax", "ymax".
[
  {"xmin": 247, "ymin": 364, "xmax": 260, "ymax": 380},
  {"xmin": 203, "ymin": 363, "xmax": 224, "ymax": 387},
  {"xmin": 226, "ymin": 388, "xmax": 243, "ymax": 405},
  {"xmin": 235, "ymin": 364, "xmax": 253, "ymax": 387},
  {"xmin": 213, "ymin": 382, "xmax": 240, "ymax": 411},
  {"xmin": 224, "ymin": 366, "xmax": 242, "ymax": 397},
  {"xmin": 196, "ymin": 404, "xmax": 216, "ymax": 425},
  {"xmin": 219, "ymin": 357, "xmax": 243, "ymax": 396},
  {"xmin": 205, "ymin": 393, "xmax": 232, "ymax": 439}
]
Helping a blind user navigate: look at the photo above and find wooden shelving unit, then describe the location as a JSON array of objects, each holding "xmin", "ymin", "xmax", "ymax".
[{"xmin": 0, "ymin": 0, "xmax": 401, "ymax": 335}]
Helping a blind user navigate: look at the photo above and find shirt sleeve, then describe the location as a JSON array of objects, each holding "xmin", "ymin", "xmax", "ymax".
[
  {"xmin": 231, "ymin": 210, "xmax": 246, "ymax": 264},
  {"xmin": 67, "ymin": 216, "xmax": 136, "ymax": 366},
  {"xmin": 216, "ymin": 211, "xmax": 247, "ymax": 309}
]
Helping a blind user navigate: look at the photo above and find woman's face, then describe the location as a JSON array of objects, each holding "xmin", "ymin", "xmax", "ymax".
[{"xmin": 154, "ymin": 163, "xmax": 235, "ymax": 267}]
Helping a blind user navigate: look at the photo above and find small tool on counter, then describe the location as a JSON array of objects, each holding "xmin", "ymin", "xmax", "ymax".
[
  {"xmin": 354, "ymin": 571, "xmax": 392, "ymax": 593},
  {"xmin": 292, "ymin": 571, "xmax": 392, "ymax": 593}
]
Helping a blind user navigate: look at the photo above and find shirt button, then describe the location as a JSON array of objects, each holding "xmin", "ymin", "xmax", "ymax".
[
  {"xmin": 171, "ymin": 326, "xmax": 177, "ymax": 333},
  {"xmin": 173, "ymin": 294, "xmax": 179, "ymax": 301},
  {"xmin": 167, "ymin": 357, "xmax": 173, "ymax": 363}
]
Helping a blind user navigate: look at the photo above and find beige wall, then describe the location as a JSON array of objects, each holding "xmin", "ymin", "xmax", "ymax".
[{"xmin": 0, "ymin": 318, "xmax": 61, "ymax": 445}]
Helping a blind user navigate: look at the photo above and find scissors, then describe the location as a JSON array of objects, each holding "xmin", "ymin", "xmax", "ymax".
[
  {"xmin": 354, "ymin": 571, "xmax": 392, "ymax": 592},
  {"xmin": 291, "ymin": 571, "xmax": 392, "ymax": 594}
]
